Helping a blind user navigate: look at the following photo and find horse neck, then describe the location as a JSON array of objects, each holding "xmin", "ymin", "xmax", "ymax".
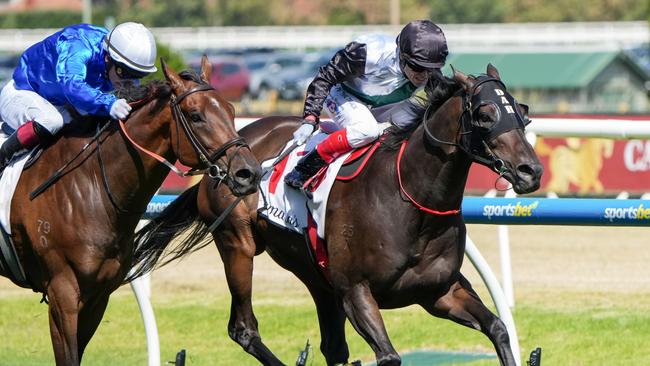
[
  {"xmin": 400, "ymin": 97, "xmax": 472, "ymax": 212},
  {"xmin": 97, "ymin": 102, "xmax": 175, "ymax": 216}
]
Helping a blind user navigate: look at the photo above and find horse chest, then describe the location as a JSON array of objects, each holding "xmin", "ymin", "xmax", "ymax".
[{"xmin": 389, "ymin": 233, "xmax": 464, "ymax": 291}]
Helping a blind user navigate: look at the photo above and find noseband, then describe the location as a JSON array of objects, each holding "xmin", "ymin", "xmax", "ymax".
[{"xmin": 170, "ymin": 84, "xmax": 248, "ymax": 180}]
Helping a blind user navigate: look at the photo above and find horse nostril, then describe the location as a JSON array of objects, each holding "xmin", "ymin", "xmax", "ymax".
[
  {"xmin": 517, "ymin": 164, "xmax": 535, "ymax": 178},
  {"xmin": 517, "ymin": 163, "xmax": 543, "ymax": 179},
  {"xmin": 235, "ymin": 168, "xmax": 253, "ymax": 183}
]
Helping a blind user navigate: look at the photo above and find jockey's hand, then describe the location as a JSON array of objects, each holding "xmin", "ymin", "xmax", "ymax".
[
  {"xmin": 110, "ymin": 99, "xmax": 132, "ymax": 120},
  {"xmin": 293, "ymin": 121, "xmax": 315, "ymax": 145}
]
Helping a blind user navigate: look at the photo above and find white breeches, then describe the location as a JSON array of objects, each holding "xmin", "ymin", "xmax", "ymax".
[
  {"xmin": 0, "ymin": 80, "xmax": 72, "ymax": 134},
  {"xmin": 322, "ymin": 84, "xmax": 422, "ymax": 148}
]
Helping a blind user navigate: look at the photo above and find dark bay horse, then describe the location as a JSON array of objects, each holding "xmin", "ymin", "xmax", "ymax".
[
  {"xmin": 2, "ymin": 56, "xmax": 260, "ymax": 365},
  {"xmin": 131, "ymin": 64, "xmax": 542, "ymax": 366}
]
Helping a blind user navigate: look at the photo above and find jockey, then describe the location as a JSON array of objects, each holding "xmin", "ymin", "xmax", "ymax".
[
  {"xmin": 284, "ymin": 19, "xmax": 449, "ymax": 190},
  {"xmin": 0, "ymin": 22, "xmax": 157, "ymax": 171}
]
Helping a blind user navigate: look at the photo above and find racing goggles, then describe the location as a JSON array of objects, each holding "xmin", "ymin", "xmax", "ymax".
[{"xmin": 115, "ymin": 61, "xmax": 150, "ymax": 80}]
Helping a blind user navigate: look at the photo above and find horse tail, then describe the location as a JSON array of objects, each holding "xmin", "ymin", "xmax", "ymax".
[{"xmin": 124, "ymin": 184, "xmax": 212, "ymax": 283}]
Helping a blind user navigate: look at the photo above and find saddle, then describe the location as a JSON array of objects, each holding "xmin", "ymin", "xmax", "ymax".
[{"xmin": 336, "ymin": 141, "xmax": 380, "ymax": 181}]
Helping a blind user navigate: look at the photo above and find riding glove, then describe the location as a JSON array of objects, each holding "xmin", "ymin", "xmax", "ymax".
[
  {"xmin": 293, "ymin": 121, "xmax": 316, "ymax": 145},
  {"xmin": 110, "ymin": 99, "xmax": 132, "ymax": 120}
]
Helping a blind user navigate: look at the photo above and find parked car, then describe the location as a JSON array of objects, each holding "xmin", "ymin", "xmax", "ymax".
[
  {"xmin": 277, "ymin": 50, "xmax": 336, "ymax": 100},
  {"xmin": 244, "ymin": 52, "xmax": 303, "ymax": 99},
  {"xmin": 190, "ymin": 56, "xmax": 250, "ymax": 101}
]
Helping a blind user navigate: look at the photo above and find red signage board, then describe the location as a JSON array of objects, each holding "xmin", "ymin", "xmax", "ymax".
[
  {"xmin": 466, "ymin": 137, "xmax": 650, "ymax": 195},
  {"xmin": 467, "ymin": 115, "xmax": 650, "ymax": 196}
]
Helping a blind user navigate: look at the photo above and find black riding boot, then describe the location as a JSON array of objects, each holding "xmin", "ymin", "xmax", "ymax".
[
  {"xmin": 284, "ymin": 149, "xmax": 328, "ymax": 190},
  {"xmin": 0, "ymin": 122, "xmax": 50, "ymax": 173},
  {"xmin": 0, "ymin": 132, "xmax": 25, "ymax": 172}
]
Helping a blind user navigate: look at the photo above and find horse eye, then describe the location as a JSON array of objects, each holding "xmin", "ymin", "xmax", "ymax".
[
  {"xmin": 190, "ymin": 113, "xmax": 203, "ymax": 123},
  {"xmin": 474, "ymin": 109, "xmax": 494, "ymax": 124},
  {"xmin": 479, "ymin": 112, "xmax": 492, "ymax": 123}
]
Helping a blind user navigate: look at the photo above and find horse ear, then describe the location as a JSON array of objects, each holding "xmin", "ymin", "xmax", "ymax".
[
  {"xmin": 519, "ymin": 103, "xmax": 529, "ymax": 117},
  {"xmin": 200, "ymin": 55, "xmax": 212, "ymax": 84},
  {"xmin": 161, "ymin": 57, "xmax": 184, "ymax": 92},
  {"xmin": 518, "ymin": 103, "xmax": 532, "ymax": 125},
  {"xmin": 451, "ymin": 65, "xmax": 473, "ymax": 91},
  {"xmin": 487, "ymin": 63, "xmax": 500, "ymax": 79}
]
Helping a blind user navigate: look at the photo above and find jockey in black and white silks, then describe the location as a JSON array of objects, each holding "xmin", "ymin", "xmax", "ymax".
[{"xmin": 285, "ymin": 19, "xmax": 450, "ymax": 190}]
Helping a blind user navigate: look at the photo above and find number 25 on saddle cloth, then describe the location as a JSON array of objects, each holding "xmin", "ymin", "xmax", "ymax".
[{"xmin": 258, "ymin": 137, "xmax": 382, "ymax": 277}]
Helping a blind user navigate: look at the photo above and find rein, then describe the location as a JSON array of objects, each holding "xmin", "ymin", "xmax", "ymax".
[
  {"xmin": 30, "ymin": 82, "xmax": 248, "ymax": 203},
  {"xmin": 118, "ymin": 119, "xmax": 185, "ymax": 175},
  {"xmin": 394, "ymin": 75, "xmax": 525, "ymax": 215},
  {"xmin": 396, "ymin": 140, "xmax": 460, "ymax": 216},
  {"xmin": 119, "ymin": 84, "xmax": 249, "ymax": 180},
  {"xmin": 30, "ymin": 120, "xmax": 113, "ymax": 200}
]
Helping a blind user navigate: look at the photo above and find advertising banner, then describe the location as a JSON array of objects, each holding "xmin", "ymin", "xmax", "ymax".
[{"xmin": 159, "ymin": 116, "xmax": 650, "ymax": 196}]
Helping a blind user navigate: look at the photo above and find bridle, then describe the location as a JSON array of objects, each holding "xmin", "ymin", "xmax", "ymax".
[
  {"xmin": 168, "ymin": 83, "xmax": 248, "ymax": 180},
  {"xmin": 90, "ymin": 82, "xmax": 249, "ymax": 214},
  {"xmin": 422, "ymin": 75, "xmax": 529, "ymax": 175},
  {"xmin": 394, "ymin": 75, "xmax": 530, "ymax": 215}
]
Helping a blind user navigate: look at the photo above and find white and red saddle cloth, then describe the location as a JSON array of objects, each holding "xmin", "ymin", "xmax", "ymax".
[
  {"xmin": 257, "ymin": 128, "xmax": 346, "ymax": 238},
  {"xmin": 257, "ymin": 121, "xmax": 386, "ymax": 271}
]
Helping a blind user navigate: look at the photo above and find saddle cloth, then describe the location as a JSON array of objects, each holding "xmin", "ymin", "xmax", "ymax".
[
  {"xmin": 0, "ymin": 125, "xmax": 33, "ymax": 287},
  {"xmin": 257, "ymin": 131, "xmax": 348, "ymax": 240},
  {"xmin": 257, "ymin": 122, "xmax": 390, "ymax": 240},
  {"xmin": 0, "ymin": 127, "xmax": 32, "ymax": 235}
]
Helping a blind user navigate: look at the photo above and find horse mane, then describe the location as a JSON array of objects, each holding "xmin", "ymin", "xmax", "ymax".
[
  {"xmin": 59, "ymin": 70, "xmax": 208, "ymax": 137},
  {"xmin": 115, "ymin": 70, "xmax": 208, "ymax": 115},
  {"xmin": 381, "ymin": 72, "xmax": 462, "ymax": 150}
]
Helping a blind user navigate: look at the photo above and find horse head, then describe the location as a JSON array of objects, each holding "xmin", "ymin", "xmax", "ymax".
[
  {"xmin": 162, "ymin": 56, "xmax": 261, "ymax": 196},
  {"xmin": 444, "ymin": 64, "xmax": 543, "ymax": 194}
]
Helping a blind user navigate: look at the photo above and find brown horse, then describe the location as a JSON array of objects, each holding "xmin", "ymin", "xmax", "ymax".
[
  {"xmin": 1, "ymin": 56, "xmax": 260, "ymax": 365},
  {"xmin": 131, "ymin": 64, "xmax": 543, "ymax": 366}
]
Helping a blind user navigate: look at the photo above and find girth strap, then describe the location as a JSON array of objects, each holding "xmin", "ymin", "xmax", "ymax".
[{"xmin": 0, "ymin": 226, "xmax": 29, "ymax": 288}]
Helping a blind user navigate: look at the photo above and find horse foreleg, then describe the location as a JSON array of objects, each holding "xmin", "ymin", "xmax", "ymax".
[
  {"xmin": 46, "ymin": 274, "xmax": 82, "ymax": 365},
  {"xmin": 214, "ymin": 229, "xmax": 285, "ymax": 366},
  {"xmin": 341, "ymin": 282, "xmax": 400, "ymax": 366},
  {"xmin": 77, "ymin": 293, "xmax": 110, "ymax": 361},
  {"xmin": 307, "ymin": 286, "xmax": 350, "ymax": 365},
  {"xmin": 422, "ymin": 275, "xmax": 516, "ymax": 366}
]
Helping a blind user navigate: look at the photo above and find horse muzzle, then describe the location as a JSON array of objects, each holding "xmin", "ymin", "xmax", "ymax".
[
  {"xmin": 225, "ymin": 163, "xmax": 261, "ymax": 196},
  {"xmin": 511, "ymin": 161, "xmax": 543, "ymax": 194}
]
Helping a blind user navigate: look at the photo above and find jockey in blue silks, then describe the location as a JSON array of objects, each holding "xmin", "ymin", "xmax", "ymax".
[{"xmin": 0, "ymin": 22, "xmax": 158, "ymax": 172}]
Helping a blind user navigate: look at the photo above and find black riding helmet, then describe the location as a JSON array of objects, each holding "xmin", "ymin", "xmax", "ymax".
[{"xmin": 397, "ymin": 20, "xmax": 448, "ymax": 70}]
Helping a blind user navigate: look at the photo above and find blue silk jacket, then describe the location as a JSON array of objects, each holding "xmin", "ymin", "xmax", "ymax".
[{"xmin": 12, "ymin": 24, "xmax": 116, "ymax": 116}]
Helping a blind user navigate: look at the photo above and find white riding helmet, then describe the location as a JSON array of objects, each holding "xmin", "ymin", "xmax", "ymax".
[{"xmin": 105, "ymin": 22, "xmax": 157, "ymax": 75}]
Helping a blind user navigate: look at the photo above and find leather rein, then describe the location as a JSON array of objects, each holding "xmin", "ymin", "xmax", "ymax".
[
  {"xmin": 397, "ymin": 76, "xmax": 524, "ymax": 216},
  {"xmin": 123, "ymin": 83, "xmax": 248, "ymax": 180},
  {"xmin": 31, "ymin": 83, "xmax": 248, "ymax": 208}
]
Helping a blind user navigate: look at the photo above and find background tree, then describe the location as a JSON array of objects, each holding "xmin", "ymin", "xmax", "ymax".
[
  {"xmin": 429, "ymin": 0, "xmax": 507, "ymax": 23},
  {"xmin": 143, "ymin": 42, "xmax": 187, "ymax": 83},
  {"xmin": 0, "ymin": 0, "xmax": 646, "ymax": 28}
]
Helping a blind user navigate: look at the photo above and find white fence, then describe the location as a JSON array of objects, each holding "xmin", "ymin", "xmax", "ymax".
[{"xmin": 0, "ymin": 21, "xmax": 646, "ymax": 53}]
